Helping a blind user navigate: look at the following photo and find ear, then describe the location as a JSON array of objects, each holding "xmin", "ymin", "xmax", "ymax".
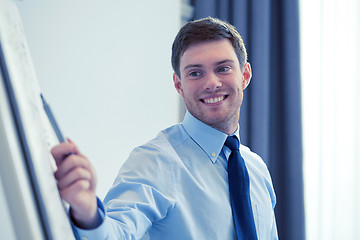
[
  {"xmin": 173, "ymin": 73, "xmax": 184, "ymax": 97},
  {"xmin": 241, "ymin": 62, "xmax": 252, "ymax": 90}
]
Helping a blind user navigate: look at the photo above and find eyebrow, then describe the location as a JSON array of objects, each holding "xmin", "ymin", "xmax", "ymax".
[
  {"xmin": 215, "ymin": 59, "xmax": 235, "ymax": 65},
  {"xmin": 183, "ymin": 64, "xmax": 202, "ymax": 72},
  {"xmin": 182, "ymin": 59, "xmax": 235, "ymax": 72}
]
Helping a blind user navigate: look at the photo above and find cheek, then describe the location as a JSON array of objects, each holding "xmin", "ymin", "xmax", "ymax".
[{"xmin": 181, "ymin": 82, "xmax": 197, "ymax": 96}]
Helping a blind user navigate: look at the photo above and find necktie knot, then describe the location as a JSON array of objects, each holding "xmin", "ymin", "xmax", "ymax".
[{"xmin": 225, "ymin": 136, "xmax": 240, "ymax": 151}]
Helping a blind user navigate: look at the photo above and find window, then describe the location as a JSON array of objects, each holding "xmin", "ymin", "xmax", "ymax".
[{"xmin": 300, "ymin": 0, "xmax": 360, "ymax": 239}]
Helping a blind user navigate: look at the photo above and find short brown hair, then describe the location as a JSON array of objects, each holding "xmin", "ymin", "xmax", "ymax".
[{"xmin": 171, "ymin": 17, "xmax": 248, "ymax": 78}]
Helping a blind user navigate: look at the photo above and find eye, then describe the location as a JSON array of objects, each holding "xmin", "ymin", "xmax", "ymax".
[
  {"xmin": 218, "ymin": 66, "xmax": 231, "ymax": 73},
  {"xmin": 189, "ymin": 71, "xmax": 201, "ymax": 77}
]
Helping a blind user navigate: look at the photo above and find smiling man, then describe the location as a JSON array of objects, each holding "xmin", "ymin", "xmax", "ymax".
[
  {"xmin": 52, "ymin": 17, "xmax": 278, "ymax": 239},
  {"xmin": 173, "ymin": 39, "xmax": 251, "ymax": 135}
]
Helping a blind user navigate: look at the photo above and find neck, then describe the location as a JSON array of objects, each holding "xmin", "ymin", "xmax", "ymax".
[{"xmin": 207, "ymin": 117, "xmax": 238, "ymax": 135}]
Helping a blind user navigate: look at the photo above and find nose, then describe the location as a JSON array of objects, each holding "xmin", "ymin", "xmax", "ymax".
[{"xmin": 204, "ymin": 73, "xmax": 222, "ymax": 91}]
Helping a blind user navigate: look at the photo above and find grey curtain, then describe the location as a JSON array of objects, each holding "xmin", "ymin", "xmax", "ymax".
[{"xmin": 192, "ymin": 0, "xmax": 305, "ymax": 239}]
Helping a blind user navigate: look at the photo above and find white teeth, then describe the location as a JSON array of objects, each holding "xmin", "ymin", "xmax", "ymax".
[{"xmin": 204, "ymin": 96, "xmax": 224, "ymax": 104}]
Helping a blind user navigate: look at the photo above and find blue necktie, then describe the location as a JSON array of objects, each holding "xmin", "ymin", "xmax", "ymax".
[{"xmin": 225, "ymin": 136, "xmax": 258, "ymax": 240}]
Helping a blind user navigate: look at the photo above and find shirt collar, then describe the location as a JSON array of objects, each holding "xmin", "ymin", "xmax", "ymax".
[{"xmin": 181, "ymin": 111, "xmax": 240, "ymax": 163}]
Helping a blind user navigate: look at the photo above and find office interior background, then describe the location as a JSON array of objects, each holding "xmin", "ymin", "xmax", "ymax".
[{"xmin": 0, "ymin": 0, "xmax": 359, "ymax": 239}]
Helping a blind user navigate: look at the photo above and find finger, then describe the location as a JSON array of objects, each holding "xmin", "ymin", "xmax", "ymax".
[
  {"xmin": 88, "ymin": 161, "xmax": 97, "ymax": 191},
  {"xmin": 54, "ymin": 154, "xmax": 89, "ymax": 180},
  {"xmin": 59, "ymin": 180, "xmax": 91, "ymax": 204},
  {"xmin": 51, "ymin": 142, "xmax": 80, "ymax": 166},
  {"xmin": 69, "ymin": 151, "xmax": 96, "ymax": 187},
  {"xmin": 57, "ymin": 167, "xmax": 92, "ymax": 190},
  {"xmin": 74, "ymin": 153, "xmax": 97, "ymax": 191}
]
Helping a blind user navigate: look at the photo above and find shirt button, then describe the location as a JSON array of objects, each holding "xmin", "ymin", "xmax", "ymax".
[
  {"xmin": 212, "ymin": 152, "xmax": 216, "ymax": 157},
  {"xmin": 81, "ymin": 237, "xmax": 88, "ymax": 240}
]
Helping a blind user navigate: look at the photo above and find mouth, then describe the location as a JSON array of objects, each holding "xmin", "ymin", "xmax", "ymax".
[{"xmin": 200, "ymin": 95, "xmax": 228, "ymax": 104}]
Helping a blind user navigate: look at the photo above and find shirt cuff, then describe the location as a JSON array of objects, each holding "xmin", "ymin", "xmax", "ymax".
[{"xmin": 73, "ymin": 197, "xmax": 109, "ymax": 240}]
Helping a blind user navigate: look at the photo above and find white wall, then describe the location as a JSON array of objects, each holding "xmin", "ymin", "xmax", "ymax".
[{"xmin": 16, "ymin": 0, "xmax": 182, "ymax": 199}]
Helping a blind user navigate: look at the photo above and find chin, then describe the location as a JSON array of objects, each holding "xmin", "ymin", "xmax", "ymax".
[{"xmin": 202, "ymin": 115, "xmax": 229, "ymax": 127}]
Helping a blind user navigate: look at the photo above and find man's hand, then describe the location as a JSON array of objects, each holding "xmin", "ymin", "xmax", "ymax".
[{"xmin": 51, "ymin": 138, "xmax": 101, "ymax": 229}]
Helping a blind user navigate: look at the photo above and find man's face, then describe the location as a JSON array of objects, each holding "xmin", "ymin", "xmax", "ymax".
[{"xmin": 173, "ymin": 39, "xmax": 251, "ymax": 134}]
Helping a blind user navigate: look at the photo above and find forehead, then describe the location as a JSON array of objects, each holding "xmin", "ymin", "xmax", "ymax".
[{"xmin": 180, "ymin": 39, "xmax": 238, "ymax": 70}]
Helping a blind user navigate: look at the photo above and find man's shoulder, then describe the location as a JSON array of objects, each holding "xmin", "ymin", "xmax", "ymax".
[
  {"xmin": 128, "ymin": 123, "xmax": 185, "ymax": 159},
  {"xmin": 148, "ymin": 123, "xmax": 188, "ymax": 148},
  {"xmin": 119, "ymin": 125, "xmax": 182, "ymax": 179},
  {"xmin": 240, "ymin": 144, "xmax": 270, "ymax": 177},
  {"xmin": 239, "ymin": 144, "xmax": 264, "ymax": 162}
]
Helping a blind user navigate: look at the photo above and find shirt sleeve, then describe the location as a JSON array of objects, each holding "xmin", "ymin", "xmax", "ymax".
[{"xmin": 73, "ymin": 142, "xmax": 177, "ymax": 240}]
